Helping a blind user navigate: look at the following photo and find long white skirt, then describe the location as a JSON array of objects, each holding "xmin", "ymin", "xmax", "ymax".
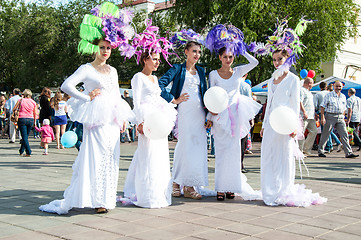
[
  {"xmin": 261, "ymin": 126, "xmax": 327, "ymax": 207},
  {"xmin": 39, "ymin": 123, "xmax": 121, "ymax": 214},
  {"xmin": 212, "ymin": 95, "xmax": 261, "ymax": 200},
  {"xmin": 123, "ymin": 134, "xmax": 172, "ymax": 208},
  {"xmin": 172, "ymin": 98, "xmax": 208, "ymax": 187}
]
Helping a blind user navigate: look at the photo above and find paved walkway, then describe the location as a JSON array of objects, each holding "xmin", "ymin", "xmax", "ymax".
[{"xmin": 0, "ymin": 137, "xmax": 360, "ymax": 240}]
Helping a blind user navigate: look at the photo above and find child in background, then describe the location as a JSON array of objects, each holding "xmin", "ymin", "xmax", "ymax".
[{"xmin": 35, "ymin": 119, "xmax": 54, "ymax": 155}]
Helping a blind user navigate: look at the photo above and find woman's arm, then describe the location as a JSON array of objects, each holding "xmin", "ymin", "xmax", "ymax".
[
  {"xmin": 236, "ymin": 52, "xmax": 259, "ymax": 77},
  {"xmin": 61, "ymin": 65, "xmax": 91, "ymax": 102},
  {"xmin": 131, "ymin": 74, "xmax": 144, "ymax": 125},
  {"xmin": 158, "ymin": 65, "xmax": 179, "ymax": 102}
]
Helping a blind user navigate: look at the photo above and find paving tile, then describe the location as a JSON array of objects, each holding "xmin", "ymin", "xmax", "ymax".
[
  {"xmin": 161, "ymin": 222, "xmax": 212, "ymax": 235},
  {"xmin": 255, "ymin": 229, "xmax": 311, "ymax": 240},
  {"xmin": 102, "ymin": 222, "xmax": 153, "ymax": 236},
  {"xmin": 279, "ymin": 223, "xmax": 331, "ymax": 237},
  {"xmin": 214, "ymin": 211, "xmax": 259, "ymax": 223},
  {"xmin": 66, "ymin": 229, "xmax": 120, "ymax": 240},
  {"xmin": 335, "ymin": 209, "xmax": 361, "ymax": 219},
  {"xmin": 187, "ymin": 216, "xmax": 236, "ymax": 228},
  {"xmin": 39, "ymin": 223, "xmax": 91, "ymax": 237},
  {"xmin": 130, "ymin": 228, "xmax": 185, "ymax": 240},
  {"xmin": 316, "ymin": 230, "xmax": 361, "ymax": 240},
  {"xmin": 162, "ymin": 211, "xmax": 205, "ymax": 222},
  {"xmin": 77, "ymin": 217, "xmax": 124, "ymax": 229},
  {"xmin": 220, "ymin": 222, "xmax": 271, "ymax": 236},
  {"xmin": 183, "ymin": 206, "xmax": 229, "ymax": 217},
  {"xmin": 245, "ymin": 217, "xmax": 292, "ymax": 229},
  {"xmin": 266, "ymin": 212, "xmax": 311, "ymax": 223},
  {"xmin": 0, "ymin": 223, "xmax": 28, "ymax": 238},
  {"xmin": 132, "ymin": 216, "xmax": 182, "ymax": 228},
  {"xmin": 0, "ymin": 231, "xmax": 61, "ymax": 240},
  {"xmin": 337, "ymin": 222, "xmax": 361, "ymax": 236},
  {"xmin": 192, "ymin": 229, "xmax": 247, "ymax": 240},
  {"xmin": 13, "ymin": 217, "xmax": 66, "ymax": 230},
  {"xmin": 105, "ymin": 211, "xmax": 154, "ymax": 222}
]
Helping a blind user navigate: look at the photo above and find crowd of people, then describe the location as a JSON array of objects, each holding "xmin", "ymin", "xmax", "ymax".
[{"xmin": 4, "ymin": 2, "xmax": 358, "ymax": 215}]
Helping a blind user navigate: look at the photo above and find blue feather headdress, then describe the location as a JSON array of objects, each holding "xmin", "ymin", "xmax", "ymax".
[
  {"xmin": 249, "ymin": 17, "xmax": 315, "ymax": 79},
  {"xmin": 205, "ymin": 24, "xmax": 247, "ymax": 56},
  {"xmin": 169, "ymin": 29, "xmax": 204, "ymax": 48}
]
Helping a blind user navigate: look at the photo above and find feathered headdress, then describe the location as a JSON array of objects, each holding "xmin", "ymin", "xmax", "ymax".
[
  {"xmin": 120, "ymin": 18, "xmax": 176, "ymax": 66},
  {"xmin": 169, "ymin": 29, "xmax": 204, "ymax": 48},
  {"xmin": 205, "ymin": 24, "xmax": 247, "ymax": 56},
  {"xmin": 248, "ymin": 17, "xmax": 315, "ymax": 79},
  {"xmin": 78, "ymin": 2, "xmax": 135, "ymax": 55}
]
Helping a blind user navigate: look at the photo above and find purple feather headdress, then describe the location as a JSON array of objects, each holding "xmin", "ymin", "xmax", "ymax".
[
  {"xmin": 120, "ymin": 18, "xmax": 176, "ymax": 66},
  {"xmin": 205, "ymin": 24, "xmax": 247, "ymax": 56},
  {"xmin": 249, "ymin": 17, "xmax": 315, "ymax": 79},
  {"xmin": 169, "ymin": 29, "xmax": 204, "ymax": 48}
]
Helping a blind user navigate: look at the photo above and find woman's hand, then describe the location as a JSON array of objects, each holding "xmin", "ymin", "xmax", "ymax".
[
  {"xmin": 89, "ymin": 88, "xmax": 101, "ymax": 101},
  {"xmin": 289, "ymin": 130, "xmax": 297, "ymax": 138},
  {"xmin": 320, "ymin": 116, "xmax": 326, "ymax": 126},
  {"xmin": 137, "ymin": 123, "xmax": 144, "ymax": 134},
  {"xmin": 205, "ymin": 120, "xmax": 213, "ymax": 128},
  {"xmin": 210, "ymin": 111, "xmax": 218, "ymax": 116},
  {"xmin": 260, "ymin": 128, "xmax": 264, "ymax": 137},
  {"xmin": 172, "ymin": 93, "xmax": 189, "ymax": 105}
]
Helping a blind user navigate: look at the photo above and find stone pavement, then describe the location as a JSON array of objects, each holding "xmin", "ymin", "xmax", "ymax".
[{"xmin": 0, "ymin": 137, "xmax": 361, "ymax": 240}]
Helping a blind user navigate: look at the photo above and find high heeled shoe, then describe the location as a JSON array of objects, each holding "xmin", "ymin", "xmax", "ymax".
[
  {"xmin": 183, "ymin": 186, "xmax": 202, "ymax": 200},
  {"xmin": 226, "ymin": 192, "xmax": 235, "ymax": 199},
  {"xmin": 217, "ymin": 192, "xmax": 225, "ymax": 201},
  {"xmin": 172, "ymin": 183, "xmax": 181, "ymax": 197}
]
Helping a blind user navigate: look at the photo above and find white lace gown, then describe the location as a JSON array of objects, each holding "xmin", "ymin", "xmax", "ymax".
[
  {"xmin": 172, "ymin": 71, "xmax": 208, "ymax": 187},
  {"xmin": 39, "ymin": 63, "xmax": 134, "ymax": 214},
  {"xmin": 207, "ymin": 52, "xmax": 262, "ymax": 199},
  {"xmin": 123, "ymin": 72, "xmax": 177, "ymax": 208},
  {"xmin": 261, "ymin": 72, "xmax": 327, "ymax": 207}
]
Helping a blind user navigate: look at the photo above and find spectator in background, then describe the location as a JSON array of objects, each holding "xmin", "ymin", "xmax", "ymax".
[
  {"xmin": 346, "ymin": 88, "xmax": 361, "ymax": 151},
  {"xmin": 299, "ymin": 77, "xmax": 317, "ymax": 155},
  {"xmin": 121, "ymin": 90, "xmax": 134, "ymax": 143},
  {"xmin": 17, "ymin": 89, "xmax": 37, "ymax": 156},
  {"xmin": 239, "ymin": 74, "xmax": 254, "ymax": 171},
  {"xmin": 318, "ymin": 81, "xmax": 358, "ymax": 158},
  {"xmin": 6, "ymin": 88, "xmax": 22, "ymax": 143},
  {"xmin": 0, "ymin": 95, "xmax": 6, "ymax": 137},
  {"xmin": 52, "ymin": 91, "xmax": 67, "ymax": 149},
  {"xmin": 39, "ymin": 87, "xmax": 52, "ymax": 126}
]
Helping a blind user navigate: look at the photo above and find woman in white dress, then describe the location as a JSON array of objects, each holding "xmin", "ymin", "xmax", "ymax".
[
  {"xmin": 122, "ymin": 51, "xmax": 177, "ymax": 208},
  {"xmin": 207, "ymin": 47, "xmax": 262, "ymax": 201},
  {"xmin": 39, "ymin": 39, "xmax": 134, "ymax": 214},
  {"xmin": 251, "ymin": 17, "xmax": 327, "ymax": 207},
  {"xmin": 159, "ymin": 41, "xmax": 211, "ymax": 200},
  {"xmin": 260, "ymin": 49, "xmax": 327, "ymax": 206}
]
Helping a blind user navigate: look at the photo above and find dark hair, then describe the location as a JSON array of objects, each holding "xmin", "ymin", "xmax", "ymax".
[
  {"xmin": 13, "ymin": 88, "xmax": 21, "ymax": 95},
  {"xmin": 272, "ymin": 49, "xmax": 290, "ymax": 58},
  {"xmin": 140, "ymin": 50, "xmax": 151, "ymax": 67},
  {"xmin": 218, "ymin": 47, "xmax": 229, "ymax": 56},
  {"xmin": 319, "ymin": 82, "xmax": 327, "ymax": 90},
  {"xmin": 184, "ymin": 41, "xmax": 201, "ymax": 51},
  {"xmin": 40, "ymin": 87, "xmax": 51, "ymax": 98}
]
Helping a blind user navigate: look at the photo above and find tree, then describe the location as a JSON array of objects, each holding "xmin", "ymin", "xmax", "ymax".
[{"xmin": 167, "ymin": 0, "xmax": 360, "ymax": 83}]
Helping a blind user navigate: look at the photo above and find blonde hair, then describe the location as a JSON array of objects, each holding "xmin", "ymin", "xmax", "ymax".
[
  {"xmin": 53, "ymin": 91, "xmax": 63, "ymax": 110},
  {"xmin": 22, "ymin": 89, "xmax": 32, "ymax": 98}
]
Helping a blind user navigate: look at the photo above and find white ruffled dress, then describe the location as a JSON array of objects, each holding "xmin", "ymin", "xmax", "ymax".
[
  {"xmin": 261, "ymin": 71, "xmax": 327, "ymax": 207},
  {"xmin": 39, "ymin": 63, "xmax": 134, "ymax": 214},
  {"xmin": 207, "ymin": 52, "xmax": 262, "ymax": 200},
  {"xmin": 122, "ymin": 72, "xmax": 177, "ymax": 208}
]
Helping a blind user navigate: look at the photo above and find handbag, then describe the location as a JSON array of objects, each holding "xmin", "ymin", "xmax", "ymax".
[{"xmin": 10, "ymin": 99, "xmax": 22, "ymax": 123}]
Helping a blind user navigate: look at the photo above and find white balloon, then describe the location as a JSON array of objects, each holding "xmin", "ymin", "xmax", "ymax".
[
  {"xmin": 204, "ymin": 86, "xmax": 229, "ymax": 113},
  {"xmin": 269, "ymin": 106, "xmax": 298, "ymax": 135},
  {"xmin": 143, "ymin": 111, "xmax": 174, "ymax": 140}
]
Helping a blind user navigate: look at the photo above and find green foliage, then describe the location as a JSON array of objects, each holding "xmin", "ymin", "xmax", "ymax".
[
  {"xmin": 169, "ymin": 0, "xmax": 360, "ymax": 83},
  {"xmin": 0, "ymin": 0, "xmax": 359, "ymax": 92}
]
